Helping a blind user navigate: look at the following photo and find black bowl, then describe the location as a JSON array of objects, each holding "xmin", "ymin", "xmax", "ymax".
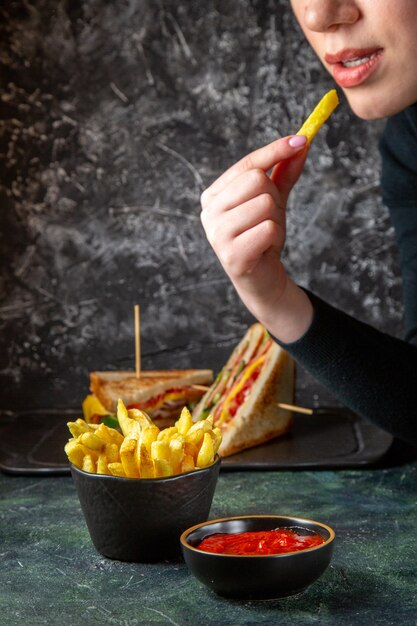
[
  {"xmin": 180, "ymin": 515, "xmax": 335, "ymax": 600},
  {"xmin": 71, "ymin": 456, "xmax": 221, "ymax": 562}
]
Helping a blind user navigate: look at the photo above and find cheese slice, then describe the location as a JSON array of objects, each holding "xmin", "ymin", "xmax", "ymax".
[
  {"xmin": 82, "ymin": 394, "xmax": 108, "ymax": 421},
  {"xmin": 218, "ymin": 354, "xmax": 266, "ymax": 424}
]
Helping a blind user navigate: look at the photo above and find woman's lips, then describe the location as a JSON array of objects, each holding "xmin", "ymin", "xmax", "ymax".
[{"xmin": 325, "ymin": 48, "xmax": 384, "ymax": 88}]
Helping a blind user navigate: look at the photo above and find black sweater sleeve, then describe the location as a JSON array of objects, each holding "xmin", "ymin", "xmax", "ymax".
[
  {"xmin": 273, "ymin": 104, "xmax": 417, "ymax": 447},
  {"xmin": 275, "ymin": 290, "xmax": 417, "ymax": 445},
  {"xmin": 379, "ymin": 103, "xmax": 417, "ymax": 344}
]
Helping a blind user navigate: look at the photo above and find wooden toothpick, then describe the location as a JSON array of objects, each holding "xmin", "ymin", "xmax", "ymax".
[
  {"xmin": 134, "ymin": 304, "xmax": 141, "ymax": 379},
  {"xmin": 191, "ymin": 385, "xmax": 315, "ymax": 416},
  {"xmin": 191, "ymin": 384, "xmax": 211, "ymax": 392},
  {"xmin": 277, "ymin": 402, "xmax": 314, "ymax": 415}
]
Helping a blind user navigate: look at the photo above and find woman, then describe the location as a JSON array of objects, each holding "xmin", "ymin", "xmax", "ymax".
[{"xmin": 200, "ymin": 0, "xmax": 417, "ymax": 445}]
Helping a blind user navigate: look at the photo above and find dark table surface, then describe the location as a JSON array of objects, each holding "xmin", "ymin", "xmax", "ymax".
[{"xmin": 2, "ymin": 441, "xmax": 417, "ymax": 626}]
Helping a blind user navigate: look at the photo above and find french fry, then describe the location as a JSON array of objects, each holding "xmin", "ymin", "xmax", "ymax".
[
  {"xmin": 181, "ymin": 454, "xmax": 195, "ymax": 474},
  {"xmin": 105, "ymin": 442, "xmax": 120, "ymax": 464},
  {"xmin": 128, "ymin": 407, "xmax": 154, "ymax": 429},
  {"xmin": 96, "ymin": 453, "xmax": 109, "ymax": 474},
  {"xmin": 154, "ymin": 457, "xmax": 174, "ymax": 478},
  {"xmin": 65, "ymin": 439, "xmax": 100, "ymax": 464},
  {"xmin": 151, "ymin": 439, "xmax": 169, "ymax": 461},
  {"xmin": 80, "ymin": 432, "xmax": 105, "ymax": 452},
  {"xmin": 82, "ymin": 454, "xmax": 96, "ymax": 474},
  {"xmin": 137, "ymin": 426, "xmax": 158, "ymax": 473},
  {"xmin": 202, "ymin": 414, "xmax": 214, "ymax": 430},
  {"xmin": 65, "ymin": 439, "xmax": 86, "ymax": 469},
  {"xmin": 184, "ymin": 441, "xmax": 199, "ymax": 460},
  {"xmin": 67, "ymin": 419, "xmax": 94, "ymax": 438},
  {"xmin": 168, "ymin": 435, "xmax": 185, "ymax": 473},
  {"xmin": 175, "ymin": 406, "xmax": 193, "ymax": 435},
  {"xmin": 186, "ymin": 414, "xmax": 214, "ymax": 438},
  {"xmin": 296, "ymin": 89, "xmax": 339, "ymax": 144},
  {"xmin": 210, "ymin": 427, "xmax": 222, "ymax": 455},
  {"xmin": 117, "ymin": 398, "xmax": 140, "ymax": 438},
  {"xmin": 120, "ymin": 437, "xmax": 140, "ymax": 478},
  {"xmin": 140, "ymin": 425, "xmax": 159, "ymax": 453},
  {"xmin": 138, "ymin": 443, "xmax": 155, "ymax": 478},
  {"xmin": 108, "ymin": 462, "xmax": 126, "ymax": 478},
  {"xmin": 95, "ymin": 423, "xmax": 124, "ymax": 447},
  {"xmin": 196, "ymin": 432, "xmax": 214, "ymax": 468},
  {"xmin": 184, "ymin": 422, "xmax": 205, "ymax": 448},
  {"xmin": 157, "ymin": 426, "xmax": 178, "ymax": 442}
]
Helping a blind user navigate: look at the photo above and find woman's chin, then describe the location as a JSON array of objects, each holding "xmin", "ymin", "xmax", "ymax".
[
  {"xmin": 344, "ymin": 87, "xmax": 417, "ymax": 120},
  {"xmin": 345, "ymin": 94, "xmax": 390, "ymax": 120}
]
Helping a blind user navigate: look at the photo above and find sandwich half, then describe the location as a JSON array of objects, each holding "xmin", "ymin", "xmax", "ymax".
[
  {"xmin": 192, "ymin": 324, "xmax": 295, "ymax": 457},
  {"xmin": 87, "ymin": 369, "xmax": 213, "ymax": 429}
]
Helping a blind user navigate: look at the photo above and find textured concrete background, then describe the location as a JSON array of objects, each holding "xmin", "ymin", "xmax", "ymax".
[{"xmin": 0, "ymin": 0, "xmax": 403, "ymax": 409}]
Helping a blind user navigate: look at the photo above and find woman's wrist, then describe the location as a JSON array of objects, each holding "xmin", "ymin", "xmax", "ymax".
[{"xmin": 255, "ymin": 278, "xmax": 314, "ymax": 344}]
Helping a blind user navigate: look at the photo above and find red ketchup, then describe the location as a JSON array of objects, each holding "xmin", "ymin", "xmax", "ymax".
[{"xmin": 196, "ymin": 527, "xmax": 324, "ymax": 556}]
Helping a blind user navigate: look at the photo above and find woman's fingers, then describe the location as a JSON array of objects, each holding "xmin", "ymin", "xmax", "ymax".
[
  {"xmin": 201, "ymin": 164, "xmax": 285, "ymax": 260},
  {"xmin": 200, "ymin": 134, "xmax": 308, "ymax": 299},
  {"xmin": 203, "ymin": 168, "xmax": 281, "ymax": 216},
  {"xmin": 219, "ymin": 220, "xmax": 281, "ymax": 278},
  {"xmin": 198, "ymin": 135, "xmax": 311, "ymax": 337},
  {"xmin": 202, "ymin": 192, "xmax": 285, "ymax": 247},
  {"xmin": 202, "ymin": 135, "xmax": 308, "ymax": 205}
]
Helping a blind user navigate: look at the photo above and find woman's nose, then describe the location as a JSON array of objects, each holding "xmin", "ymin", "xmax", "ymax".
[{"xmin": 304, "ymin": 0, "xmax": 361, "ymax": 32}]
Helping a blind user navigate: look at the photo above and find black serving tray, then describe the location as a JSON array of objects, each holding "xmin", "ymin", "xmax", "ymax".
[
  {"xmin": 0, "ymin": 407, "xmax": 393, "ymax": 476},
  {"xmin": 0, "ymin": 409, "xmax": 78, "ymax": 475},
  {"xmin": 221, "ymin": 407, "xmax": 393, "ymax": 470}
]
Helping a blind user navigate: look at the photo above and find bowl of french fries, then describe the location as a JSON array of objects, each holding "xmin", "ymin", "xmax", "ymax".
[{"xmin": 65, "ymin": 400, "xmax": 222, "ymax": 562}]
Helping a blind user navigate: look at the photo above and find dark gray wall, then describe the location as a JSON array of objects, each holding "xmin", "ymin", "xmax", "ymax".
[{"xmin": 0, "ymin": 0, "xmax": 402, "ymax": 409}]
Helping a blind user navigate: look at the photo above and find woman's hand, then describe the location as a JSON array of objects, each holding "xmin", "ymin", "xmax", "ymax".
[{"xmin": 201, "ymin": 134, "xmax": 314, "ymax": 343}]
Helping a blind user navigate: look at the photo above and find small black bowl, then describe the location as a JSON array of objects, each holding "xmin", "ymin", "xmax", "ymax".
[
  {"xmin": 181, "ymin": 515, "xmax": 335, "ymax": 600},
  {"xmin": 71, "ymin": 456, "xmax": 221, "ymax": 562}
]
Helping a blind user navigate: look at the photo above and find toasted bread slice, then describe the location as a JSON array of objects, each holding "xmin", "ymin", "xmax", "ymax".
[
  {"xmin": 219, "ymin": 343, "xmax": 295, "ymax": 456},
  {"xmin": 193, "ymin": 324, "xmax": 295, "ymax": 457},
  {"xmin": 90, "ymin": 369, "xmax": 213, "ymax": 414}
]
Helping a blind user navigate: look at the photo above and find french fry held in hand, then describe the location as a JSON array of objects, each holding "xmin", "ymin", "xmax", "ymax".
[
  {"xmin": 296, "ymin": 88, "xmax": 339, "ymax": 144},
  {"xmin": 65, "ymin": 401, "xmax": 221, "ymax": 479}
]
